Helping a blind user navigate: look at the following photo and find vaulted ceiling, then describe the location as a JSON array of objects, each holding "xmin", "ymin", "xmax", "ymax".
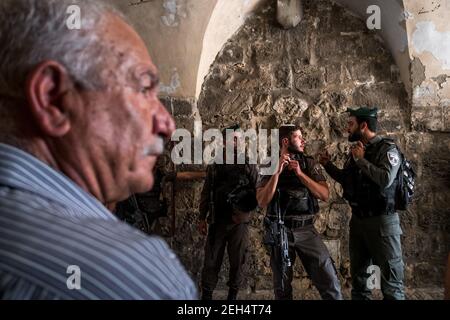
[{"xmin": 117, "ymin": 0, "xmax": 449, "ymax": 102}]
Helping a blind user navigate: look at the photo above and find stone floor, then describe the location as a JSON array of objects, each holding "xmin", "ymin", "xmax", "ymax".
[{"xmin": 211, "ymin": 287, "xmax": 445, "ymax": 300}]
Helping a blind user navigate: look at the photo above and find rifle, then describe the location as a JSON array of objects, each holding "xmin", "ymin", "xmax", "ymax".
[
  {"xmin": 129, "ymin": 194, "xmax": 151, "ymax": 234},
  {"xmin": 264, "ymin": 189, "xmax": 291, "ymax": 291}
]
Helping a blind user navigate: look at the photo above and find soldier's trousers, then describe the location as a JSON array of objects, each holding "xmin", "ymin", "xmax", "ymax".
[
  {"xmin": 270, "ymin": 224, "xmax": 343, "ymax": 300},
  {"xmin": 201, "ymin": 222, "xmax": 249, "ymax": 292},
  {"xmin": 349, "ymin": 213, "xmax": 405, "ymax": 300}
]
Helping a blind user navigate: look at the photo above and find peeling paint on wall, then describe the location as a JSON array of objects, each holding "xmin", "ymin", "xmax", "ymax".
[
  {"xmin": 412, "ymin": 21, "xmax": 450, "ymax": 69},
  {"xmin": 432, "ymin": 74, "xmax": 450, "ymax": 89},
  {"xmin": 161, "ymin": 0, "xmax": 187, "ymax": 27},
  {"xmin": 417, "ymin": 2, "xmax": 442, "ymax": 15},
  {"xmin": 411, "ymin": 57, "xmax": 426, "ymax": 87},
  {"xmin": 399, "ymin": 10, "xmax": 414, "ymax": 22},
  {"xmin": 413, "ymin": 79, "xmax": 440, "ymax": 106},
  {"xmin": 160, "ymin": 68, "xmax": 181, "ymax": 94}
]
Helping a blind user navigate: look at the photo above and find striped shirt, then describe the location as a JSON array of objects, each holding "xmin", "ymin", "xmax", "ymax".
[{"xmin": 0, "ymin": 143, "xmax": 198, "ymax": 300}]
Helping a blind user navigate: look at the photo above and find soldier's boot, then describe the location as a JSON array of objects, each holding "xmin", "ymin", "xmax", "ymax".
[
  {"xmin": 227, "ymin": 288, "xmax": 238, "ymax": 300},
  {"xmin": 201, "ymin": 288, "xmax": 213, "ymax": 300}
]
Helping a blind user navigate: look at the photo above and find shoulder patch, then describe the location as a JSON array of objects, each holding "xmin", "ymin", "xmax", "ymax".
[{"xmin": 387, "ymin": 150, "xmax": 400, "ymax": 166}]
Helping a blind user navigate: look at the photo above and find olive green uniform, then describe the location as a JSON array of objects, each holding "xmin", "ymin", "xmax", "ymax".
[
  {"xmin": 258, "ymin": 155, "xmax": 343, "ymax": 300},
  {"xmin": 199, "ymin": 163, "xmax": 258, "ymax": 299},
  {"xmin": 324, "ymin": 135, "xmax": 405, "ymax": 300}
]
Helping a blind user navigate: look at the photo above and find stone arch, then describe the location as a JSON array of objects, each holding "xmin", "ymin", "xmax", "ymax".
[
  {"xmin": 196, "ymin": 0, "xmax": 411, "ymax": 99},
  {"xmin": 196, "ymin": 0, "xmax": 410, "ymax": 293}
]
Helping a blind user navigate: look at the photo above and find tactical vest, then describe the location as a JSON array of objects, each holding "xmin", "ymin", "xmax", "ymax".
[
  {"xmin": 273, "ymin": 154, "xmax": 319, "ymax": 217},
  {"xmin": 213, "ymin": 164, "xmax": 252, "ymax": 222},
  {"xmin": 115, "ymin": 169, "xmax": 167, "ymax": 233},
  {"xmin": 348, "ymin": 139, "xmax": 398, "ymax": 216}
]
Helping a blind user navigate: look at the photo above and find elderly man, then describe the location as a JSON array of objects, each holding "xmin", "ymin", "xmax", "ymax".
[{"xmin": 0, "ymin": 0, "xmax": 197, "ymax": 299}]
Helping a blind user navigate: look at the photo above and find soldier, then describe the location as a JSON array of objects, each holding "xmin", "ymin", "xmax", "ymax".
[
  {"xmin": 256, "ymin": 125, "xmax": 343, "ymax": 300},
  {"xmin": 116, "ymin": 164, "xmax": 205, "ymax": 235},
  {"xmin": 198, "ymin": 126, "xmax": 259, "ymax": 300},
  {"xmin": 319, "ymin": 107, "xmax": 405, "ymax": 300},
  {"xmin": 115, "ymin": 166, "xmax": 169, "ymax": 234}
]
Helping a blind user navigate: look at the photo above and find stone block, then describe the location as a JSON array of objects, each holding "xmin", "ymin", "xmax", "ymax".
[
  {"xmin": 172, "ymin": 98, "xmax": 195, "ymax": 117},
  {"xmin": 411, "ymin": 105, "xmax": 444, "ymax": 132}
]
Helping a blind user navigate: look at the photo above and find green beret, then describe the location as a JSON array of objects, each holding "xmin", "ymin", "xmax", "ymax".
[{"xmin": 346, "ymin": 107, "xmax": 378, "ymax": 118}]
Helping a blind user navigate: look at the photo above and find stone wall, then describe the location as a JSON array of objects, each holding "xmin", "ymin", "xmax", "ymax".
[{"xmin": 159, "ymin": 0, "xmax": 449, "ymax": 299}]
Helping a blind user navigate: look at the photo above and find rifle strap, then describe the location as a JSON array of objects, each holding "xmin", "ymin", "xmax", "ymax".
[{"xmin": 130, "ymin": 194, "xmax": 140, "ymax": 212}]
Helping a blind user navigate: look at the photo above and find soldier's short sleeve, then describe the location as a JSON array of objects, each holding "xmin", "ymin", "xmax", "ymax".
[{"xmin": 307, "ymin": 158, "xmax": 326, "ymax": 182}]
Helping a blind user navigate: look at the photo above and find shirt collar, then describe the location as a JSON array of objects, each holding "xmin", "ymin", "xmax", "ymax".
[
  {"xmin": 367, "ymin": 135, "xmax": 382, "ymax": 145},
  {"xmin": 0, "ymin": 143, "xmax": 115, "ymax": 220}
]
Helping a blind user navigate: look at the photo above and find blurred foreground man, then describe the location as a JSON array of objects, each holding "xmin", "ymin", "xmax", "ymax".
[{"xmin": 0, "ymin": 0, "xmax": 197, "ymax": 299}]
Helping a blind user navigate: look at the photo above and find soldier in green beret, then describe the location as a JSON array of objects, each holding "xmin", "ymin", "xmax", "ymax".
[{"xmin": 319, "ymin": 107, "xmax": 405, "ymax": 300}]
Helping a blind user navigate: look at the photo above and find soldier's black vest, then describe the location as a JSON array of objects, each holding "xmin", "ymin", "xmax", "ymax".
[
  {"xmin": 213, "ymin": 164, "xmax": 251, "ymax": 222},
  {"xmin": 274, "ymin": 154, "xmax": 319, "ymax": 217},
  {"xmin": 345, "ymin": 139, "xmax": 398, "ymax": 216},
  {"xmin": 115, "ymin": 169, "xmax": 167, "ymax": 233}
]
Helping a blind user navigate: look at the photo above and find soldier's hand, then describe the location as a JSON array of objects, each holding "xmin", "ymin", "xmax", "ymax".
[
  {"xmin": 277, "ymin": 153, "xmax": 290, "ymax": 175},
  {"xmin": 351, "ymin": 142, "xmax": 365, "ymax": 160},
  {"xmin": 288, "ymin": 160, "xmax": 302, "ymax": 177},
  {"xmin": 319, "ymin": 150, "xmax": 331, "ymax": 166},
  {"xmin": 198, "ymin": 219, "xmax": 208, "ymax": 236}
]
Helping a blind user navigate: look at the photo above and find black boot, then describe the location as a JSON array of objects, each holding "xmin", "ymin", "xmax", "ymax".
[
  {"xmin": 201, "ymin": 288, "xmax": 213, "ymax": 300},
  {"xmin": 227, "ymin": 288, "xmax": 238, "ymax": 300}
]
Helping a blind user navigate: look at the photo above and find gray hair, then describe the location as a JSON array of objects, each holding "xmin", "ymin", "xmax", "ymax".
[{"xmin": 0, "ymin": 0, "xmax": 124, "ymax": 100}]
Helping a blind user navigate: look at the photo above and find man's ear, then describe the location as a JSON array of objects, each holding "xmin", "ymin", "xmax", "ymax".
[
  {"xmin": 282, "ymin": 137, "xmax": 289, "ymax": 149},
  {"xmin": 360, "ymin": 121, "xmax": 368, "ymax": 132},
  {"xmin": 25, "ymin": 61, "xmax": 73, "ymax": 137}
]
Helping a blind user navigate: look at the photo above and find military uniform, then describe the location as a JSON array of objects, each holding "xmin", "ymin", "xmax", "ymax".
[
  {"xmin": 199, "ymin": 163, "xmax": 258, "ymax": 300},
  {"xmin": 323, "ymin": 107, "xmax": 405, "ymax": 300},
  {"xmin": 258, "ymin": 153, "xmax": 343, "ymax": 300},
  {"xmin": 115, "ymin": 168, "xmax": 170, "ymax": 234}
]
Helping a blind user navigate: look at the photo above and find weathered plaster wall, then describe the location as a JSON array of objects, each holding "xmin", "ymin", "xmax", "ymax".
[
  {"xmin": 405, "ymin": 0, "xmax": 450, "ymax": 132},
  {"xmin": 111, "ymin": 0, "xmax": 217, "ymax": 98}
]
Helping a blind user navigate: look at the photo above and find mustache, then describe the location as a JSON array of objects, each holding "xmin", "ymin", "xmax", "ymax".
[{"xmin": 143, "ymin": 136, "xmax": 165, "ymax": 156}]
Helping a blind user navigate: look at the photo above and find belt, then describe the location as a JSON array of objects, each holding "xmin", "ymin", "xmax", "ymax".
[
  {"xmin": 352, "ymin": 208, "xmax": 395, "ymax": 219},
  {"xmin": 284, "ymin": 218, "xmax": 314, "ymax": 229}
]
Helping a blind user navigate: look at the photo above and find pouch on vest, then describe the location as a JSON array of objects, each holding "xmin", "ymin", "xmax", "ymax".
[{"xmin": 285, "ymin": 189, "xmax": 310, "ymax": 213}]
